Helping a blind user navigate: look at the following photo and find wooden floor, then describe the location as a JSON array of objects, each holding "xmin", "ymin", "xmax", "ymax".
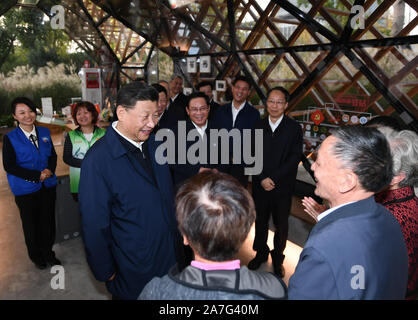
[{"xmin": 0, "ymin": 127, "xmax": 306, "ymax": 299}]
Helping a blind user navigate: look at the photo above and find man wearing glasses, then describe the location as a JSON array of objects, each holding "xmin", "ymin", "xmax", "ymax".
[
  {"xmin": 168, "ymin": 91, "xmax": 221, "ymax": 268},
  {"xmin": 169, "ymin": 92, "xmax": 220, "ymax": 189},
  {"xmin": 248, "ymin": 86, "xmax": 303, "ymax": 278}
]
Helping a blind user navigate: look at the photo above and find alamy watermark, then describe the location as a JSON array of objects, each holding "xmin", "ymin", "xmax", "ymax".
[
  {"xmin": 50, "ymin": 5, "xmax": 65, "ymax": 30},
  {"xmin": 350, "ymin": 265, "xmax": 365, "ymax": 290},
  {"xmin": 50, "ymin": 265, "xmax": 65, "ymax": 290},
  {"xmin": 46, "ymin": 4, "xmax": 366, "ymax": 32},
  {"xmin": 350, "ymin": 5, "xmax": 365, "ymax": 30},
  {"xmin": 155, "ymin": 121, "xmax": 264, "ymax": 175}
]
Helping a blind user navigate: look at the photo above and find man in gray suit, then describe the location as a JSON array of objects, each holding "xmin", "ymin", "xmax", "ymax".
[{"xmin": 288, "ymin": 125, "xmax": 408, "ymax": 299}]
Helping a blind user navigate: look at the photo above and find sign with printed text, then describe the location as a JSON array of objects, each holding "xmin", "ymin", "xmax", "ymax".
[
  {"xmin": 86, "ymin": 72, "xmax": 100, "ymax": 89},
  {"xmin": 41, "ymin": 97, "xmax": 53, "ymax": 118}
]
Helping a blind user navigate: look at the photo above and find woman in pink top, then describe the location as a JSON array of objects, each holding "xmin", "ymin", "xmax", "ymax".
[{"xmin": 139, "ymin": 171, "xmax": 287, "ymax": 300}]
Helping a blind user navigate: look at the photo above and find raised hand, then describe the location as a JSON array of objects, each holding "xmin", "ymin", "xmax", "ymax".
[{"xmin": 302, "ymin": 196, "xmax": 327, "ymax": 222}]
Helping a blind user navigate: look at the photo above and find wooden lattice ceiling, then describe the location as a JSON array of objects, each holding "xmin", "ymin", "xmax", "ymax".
[{"xmin": 5, "ymin": 0, "xmax": 418, "ymax": 130}]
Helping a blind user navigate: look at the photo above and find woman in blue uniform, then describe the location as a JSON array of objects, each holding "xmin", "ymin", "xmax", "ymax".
[{"xmin": 2, "ymin": 97, "xmax": 61, "ymax": 269}]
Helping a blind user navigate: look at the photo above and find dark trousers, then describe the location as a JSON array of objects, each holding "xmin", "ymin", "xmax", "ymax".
[
  {"xmin": 227, "ymin": 164, "xmax": 248, "ymax": 188},
  {"xmin": 71, "ymin": 192, "xmax": 78, "ymax": 202},
  {"xmin": 172, "ymin": 230, "xmax": 194, "ymax": 272},
  {"xmin": 14, "ymin": 185, "xmax": 57, "ymax": 264},
  {"xmin": 252, "ymin": 189, "xmax": 292, "ymax": 264}
]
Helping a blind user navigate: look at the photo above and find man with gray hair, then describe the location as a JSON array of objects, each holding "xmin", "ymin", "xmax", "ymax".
[
  {"xmin": 167, "ymin": 74, "xmax": 189, "ymax": 122},
  {"xmin": 289, "ymin": 125, "xmax": 408, "ymax": 299}
]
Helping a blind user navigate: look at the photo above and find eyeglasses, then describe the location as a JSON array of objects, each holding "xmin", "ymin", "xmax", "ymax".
[
  {"xmin": 188, "ymin": 106, "xmax": 209, "ymax": 113},
  {"xmin": 267, "ymin": 100, "xmax": 287, "ymax": 105}
]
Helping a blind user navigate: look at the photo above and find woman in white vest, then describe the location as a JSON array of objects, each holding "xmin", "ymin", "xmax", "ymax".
[{"xmin": 63, "ymin": 101, "xmax": 105, "ymax": 201}]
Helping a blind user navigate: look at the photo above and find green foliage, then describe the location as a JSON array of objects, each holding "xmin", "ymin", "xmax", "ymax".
[
  {"xmin": 0, "ymin": 87, "xmax": 10, "ymax": 115},
  {"xmin": 0, "ymin": 114, "xmax": 14, "ymax": 127},
  {"xmin": 158, "ymin": 50, "xmax": 173, "ymax": 81},
  {"xmin": 0, "ymin": 63, "xmax": 81, "ymax": 118},
  {"xmin": 0, "ymin": 82, "xmax": 82, "ymax": 118},
  {"xmin": 250, "ymin": 93, "xmax": 261, "ymax": 106},
  {"xmin": 0, "ymin": 7, "xmax": 78, "ymax": 73},
  {"xmin": 32, "ymin": 82, "xmax": 81, "ymax": 110}
]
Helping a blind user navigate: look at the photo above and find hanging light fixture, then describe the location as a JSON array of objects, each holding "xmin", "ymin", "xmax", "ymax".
[
  {"xmin": 16, "ymin": 0, "xmax": 40, "ymax": 7},
  {"xmin": 169, "ymin": 0, "xmax": 197, "ymax": 9}
]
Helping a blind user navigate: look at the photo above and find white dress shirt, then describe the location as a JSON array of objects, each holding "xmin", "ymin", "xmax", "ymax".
[
  {"xmin": 231, "ymin": 101, "xmax": 246, "ymax": 127},
  {"xmin": 170, "ymin": 93, "xmax": 180, "ymax": 106},
  {"xmin": 269, "ymin": 115, "xmax": 284, "ymax": 133},
  {"xmin": 191, "ymin": 120, "xmax": 208, "ymax": 139},
  {"xmin": 317, "ymin": 201, "xmax": 356, "ymax": 222},
  {"xmin": 112, "ymin": 121, "xmax": 143, "ymax": 151},
  {"xmin": 19, "ymin": 125, "xmax": 38, "ymax": 148}
]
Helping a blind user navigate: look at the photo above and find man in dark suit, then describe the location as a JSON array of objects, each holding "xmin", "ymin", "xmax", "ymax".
[
  {"xmin": 288, "ymin": 126, "xmax": 408, "ymax": 299},
  {"xmin": 212, "ymin": 75, "xmax": 260, "ymax": 187},
  {"xmin": 151, "ymin": 83, "xmax": 172, "ymax": 130},
  {"xmin": 197, "ymin": 81, "xmax": 220, "ymax": 121},
  {"xmin": 249, "ymin": 87, "xmax": 303, "ymax": 277},
  {"xmin": 167, "ymin": 74, "xmax": 189, "ymax": 122},
  {"xmin": 169, "ymin": 92, "xmax": 219, "ymax": 190},
  {"xmin": 167, "ymin": 91, "xmax": 220, "ymax": 266},
  {"xmin": 79, "ymin": 82, "xmax": 179, "ymax": 300}
]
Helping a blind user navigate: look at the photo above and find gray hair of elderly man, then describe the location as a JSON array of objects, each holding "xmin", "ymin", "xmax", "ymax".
[
  {"xmin": 329, "ymin": 125, "xmax": 393, "ymax": 193},
  {"xmin": 170, "ymin": 74, "xmax": 183, "ymax": 81},
  {"xmin": 378, "ymin": 126, "xmax": 418, "ymax": 188}
]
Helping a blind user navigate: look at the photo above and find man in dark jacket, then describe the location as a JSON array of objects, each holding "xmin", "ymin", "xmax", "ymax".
[
  {"xmin": 289, "ymin": 126, "xmax": 408, "ymax": 299},
  {"xmin": 212, "ymin": 75, "xmax": 260, "ymax": 187},
  {"xmin": 197, "ymin": 81, "xmax": 221, "ymax": 121},
  {"xmin": 151, "ymin": 83, "xmax": 172, "ymax": 131},
  {"xmin": 166, "ymin": 74, "xmax": 189, "ymax": 122},
  {"xmin": 169, "ymin": 92, "xmax": 220, "ymax": 190},
  {"xmin": 79, "ymin": 82, "xmax": 178, "ymax": 300},
  {"xmin": 249, "ymin": 87, "xmax": 303, "ymax": 277}
]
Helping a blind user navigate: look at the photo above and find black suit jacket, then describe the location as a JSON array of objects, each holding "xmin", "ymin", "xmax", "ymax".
[
  {"xmin": 252, "ymin": 115, "xmax": 303, "ymax": 195},
  {"xmin": 153, "ymin": 109, "xmax": 173, "ymax": 133},
  {"xmin": 169, "ymin": 119, "xmax": 220, "ymax": 189},
  {"xmin": 212, "ymin": 102, "xmax": 261, "ymax": 184},
  {"xmin": 167, "ymin": 93, "xmax": 189, "ymax": 122},
  {"xmin": 213, "ymin": 101, "xmax": 260, "ymax": 132},
  {"xmin": 208, "ymin": 100, "xmax": 221, "ymax": 121}
]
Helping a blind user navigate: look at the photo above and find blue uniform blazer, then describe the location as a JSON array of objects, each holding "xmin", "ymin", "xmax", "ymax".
[
  {"xmin": 6, "ymin": 126, "xmax": 57, "ymax": 195},
  {"xmin": 288, "ymin": 197, "xmax": 408, "ymax": 300},
  {"xmin": 79, "ymin": 124, "xmax": 177, "ymax": 300}
]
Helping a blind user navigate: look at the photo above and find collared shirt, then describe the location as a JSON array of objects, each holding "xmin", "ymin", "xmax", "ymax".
[
  {"xmin": 112, "ymin": 121, "xmax": 144, "ymax": 151},
  {"xmin": 191, "ymin": 120, "xmax": 208, "ymax": 139},
  {"xmin": 170, "ymin": 93, "xmax": 180, "ymax": 105},
  {"xmin": 158, "ymin": 111, "xmax": 165, "ymax": 123},
  {"xmin": 19, "ymin": 124, "xmax": 38, "ymax": 148},
  {"xmin": 317, "ymin": 201, "xmax": 356, "ymax": 222},
  {"xmin": 191, "ymin": 259, "xmax": 241, "ymax": 271},
  {"xmin": 269, "ymin": 115, "xmax": 284, "ymax": 133},
  {"xmin": 231, "ymin": 101, "xmax": 246, "ymax": 127}
]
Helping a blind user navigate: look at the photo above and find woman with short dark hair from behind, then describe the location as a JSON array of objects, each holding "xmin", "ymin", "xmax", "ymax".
[{"xmin": 139, "ymin": 171, "xmax": 287, "ymax": 300}]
